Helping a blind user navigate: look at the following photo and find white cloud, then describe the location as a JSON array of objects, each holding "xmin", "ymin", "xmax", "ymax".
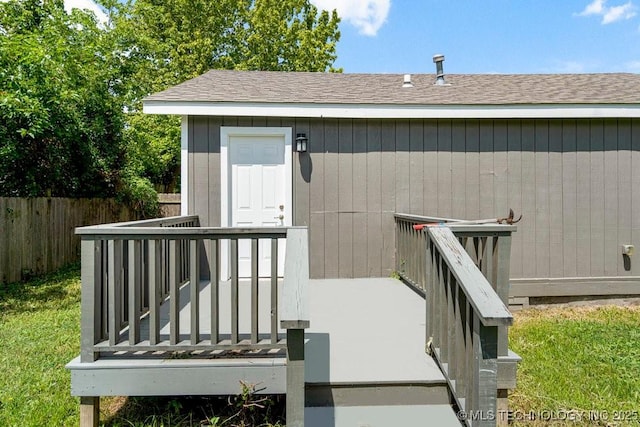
[
  {"xmin": 310, "ymin": 0, "xmax": 391, "ymax": 36},
  {"xmin": 602, "ymin": 2, "xmax": 637, "ymax": 23},
  {"xmin": 577, "ymin": 0, "xmax": 637, "ymax": 24},
  {"xmin": 578, "ymin": 0, "xmax": 606, "ymax": 16},
  {"xmin": 64, "ymin": 0, "xmax": 108, "ymax": 24}
]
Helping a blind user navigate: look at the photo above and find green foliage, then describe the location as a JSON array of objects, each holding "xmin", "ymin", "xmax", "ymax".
[
  {"xmin": 0, "ymin": 0, "xmax": 340, "ymax": 208},
  {"xmin": 119, "ymin": 172, "xmax": 159, "ymax": 218},
  {"xmin": 0, "ymin": 1, "xmax": 126, "ymax": 197},
  {"xmin": 102, "ymin": 0, "xmax": 341, "ymax": 191}
]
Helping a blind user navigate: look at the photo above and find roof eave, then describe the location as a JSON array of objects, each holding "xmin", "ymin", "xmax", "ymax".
[{"xmin": 142, "ymin": 100, "xmax": 640, "ymax": 119}]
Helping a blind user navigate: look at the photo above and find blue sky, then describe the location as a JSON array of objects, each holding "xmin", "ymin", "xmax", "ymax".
[
  {"xmin": 69, "ymin": 0, "xmax": 640, "ymax": 74},
  {"xmin": 310, "ymin": 0, "xmax": 640, "ymax": 74}
]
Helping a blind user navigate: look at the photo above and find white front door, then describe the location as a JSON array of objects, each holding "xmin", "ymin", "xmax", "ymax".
[{"xmin": 221, "ymin": 127, "xmax": 292, "ymax": 278}]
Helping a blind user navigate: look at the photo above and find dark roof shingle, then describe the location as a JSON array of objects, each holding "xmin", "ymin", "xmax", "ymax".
[{"xmin": 144, "ymin": 70, "xmax": 640, "ymax": 105}]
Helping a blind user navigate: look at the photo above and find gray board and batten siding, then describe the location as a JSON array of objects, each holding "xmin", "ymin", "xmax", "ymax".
[{"xmin": 187, "ymin": 116, "xmax": 640, "ymax": 291}]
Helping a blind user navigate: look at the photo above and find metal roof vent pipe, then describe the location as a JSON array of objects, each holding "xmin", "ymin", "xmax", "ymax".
[
  {"xmin": 433, "ymin": 54, "xmax": 446, "ymax": 85},
  {"xmin": 402, "ymin": 74, "xmax": 413, "ymax": 88}
]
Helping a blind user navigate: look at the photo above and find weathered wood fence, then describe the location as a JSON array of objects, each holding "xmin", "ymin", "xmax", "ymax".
[
  {"xmin": 0, "ymin": 198, "xmax": 138, "ymax": 284},
  {"xmin": 158, "ymin": 193, "xmax": 181, "ymax": 217}
]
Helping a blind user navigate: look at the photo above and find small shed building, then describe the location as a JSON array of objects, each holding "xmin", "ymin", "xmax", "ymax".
[{"xmin": 143, "ymin": 69, "xmax": 640, "ymax": 301}]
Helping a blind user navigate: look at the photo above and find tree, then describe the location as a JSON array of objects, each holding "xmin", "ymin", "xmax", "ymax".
[
  {"xmin": 0, "ymin": 0, "xmax": 127, "ymax": 197},
  {"xmin": 104, "ymin": 0, "xmax": 341, "ymax": 192},
  {"xmin": 0, "ymin": 0, "xmax": 340, "ymax": 213}
]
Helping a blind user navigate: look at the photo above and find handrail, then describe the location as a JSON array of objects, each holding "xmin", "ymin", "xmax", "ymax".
[
  {"xmin": 76, "ymin": 226, "xmax": 299, "ymax": 238},
  {"xmin": 78, "ymin": 215, "xmax": 200, "ymax": 229},
  {"xmin": 428, "ymin": 227, "xmax": 512, "ymax": 327},
  {"xmin": 395, "ymin": 213, "xmax": 518, "ymax": 426},
  {"xmin": 426, "ymin": 226, "xmax": 513, "ymax": 426}
]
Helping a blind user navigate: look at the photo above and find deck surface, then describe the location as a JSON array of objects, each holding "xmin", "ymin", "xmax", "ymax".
[{"xmin": 305, "ymin": 278, "xmax": 444, "ymax": 385}]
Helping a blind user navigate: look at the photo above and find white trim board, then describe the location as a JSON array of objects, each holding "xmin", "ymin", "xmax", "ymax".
[
  {"xmin": 144, "ymin": 101, "xmax": 640, "ymax": 119},
  {"xmin": 180, "ymin": 116, "xmax": 188, "ymax": 216}
]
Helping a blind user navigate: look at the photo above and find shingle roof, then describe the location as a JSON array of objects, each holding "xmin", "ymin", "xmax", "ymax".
[{"xmin": 144, "ymin": 70, "xmax": 640, "ymax": 106}]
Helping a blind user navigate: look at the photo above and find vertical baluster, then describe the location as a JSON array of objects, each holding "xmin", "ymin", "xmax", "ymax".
[
  {"xmin": 465, "ymin": 304, "xmax": 476, "ymax": 413},
  {"xmin": 169, "ymin": 239, "xmax": 180, "ymax": 345},
  {"xmin": 420, "ymin": 229, "xmax": 427, "ymax": 291},
  {"xmin": 122, "ymin": 240, "xmax": 128, "ymax": 327},
  {"xmin": 128, "ymin": 240, "xmax": 141, "ymax": 345},
  {"xmin": 190, "ymin": 239, "xmax": 200, "ymax": 345},
  {"xmin": 210, "ymin": 239, "xmax": 219, "ymax": 345},
  {"xmin": 271, "ymin": 238, "xmax": 279, "ymax": 344},
  {"xmin": 101, "ymin": 241, "xmax": 108, "ymax": 340},
  {"xmin": 432, "ymin": 249, "xmax": 441, "ymax": 350},
  {"xmin": 408, "ymin": 224, "xmax": 422, "ymax": 288},
  {"xmin": 251, "ymin": 238, "xmax": 259, "ymax": 344},
  {"xmin": 439, "ymin": 265, "xmax": 450, "ymax": 367},
  {"xmin": 395, "ymin": 219, "xmax": 400, "ymax": 273},
  {"xmin": 148, "ymin": 240, "xmax": 160, "ymax": 345},
  {"xmin": 231, "ymin": 239, "xmax": 239, "ymax": 344},
  {"xmin": 108, "ymin": 240, "xmax": 122, "ymax": 346},
  {"xmin": 140, "ymin": 240, "xmax": 148, "ymax": 312},
  {"xmin": 424, "ymin": 238, "xmax": 432, "ymax": 343},
  {"xmin": 456, "ymin": 289, "xmax": 468, "ymax": 404},
  {"xmin": 446, "ymin": 271, "xmax": 457, "ymax": 379}
]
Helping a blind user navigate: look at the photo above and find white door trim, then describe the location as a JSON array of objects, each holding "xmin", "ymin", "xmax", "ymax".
[{"xmin": 220, "ymin": 127, "xmax": 293, "ymax": 229}]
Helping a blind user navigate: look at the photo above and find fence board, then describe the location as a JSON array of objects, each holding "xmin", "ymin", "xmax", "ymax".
[{"xmin": 0, "ymin": 198, "xmax": 138, "ymax": 284}]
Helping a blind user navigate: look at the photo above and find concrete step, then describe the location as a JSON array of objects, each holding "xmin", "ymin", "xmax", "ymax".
[{"xmin": 305, "ymin": 404, "xmax": 461, "ymax": 427}]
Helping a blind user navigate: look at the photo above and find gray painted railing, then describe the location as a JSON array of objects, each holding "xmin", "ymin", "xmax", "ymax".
[
  {"xmin": 77, "ymin": 216, "xmax": 310, "ymax": 361},
  {"xmin": 76, "ymin": 216, "xmax": 309, "ymax": 427},
  {"xmin": 394, "ymin": 214, "xmax": 518, "ymax": 426}
]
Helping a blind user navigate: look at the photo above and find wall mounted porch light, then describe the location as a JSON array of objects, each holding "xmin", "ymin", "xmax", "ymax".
[{"xmin": 295, "ymin": 133, "xmax": 308, "ymax": 153}]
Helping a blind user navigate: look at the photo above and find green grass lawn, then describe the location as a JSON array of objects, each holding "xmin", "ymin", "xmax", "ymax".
[
  {"xmin": 0, "ymin": 266, "xmax": 283, "ymax": 427},
  {"xmin": 0, "ymin": 264, "xmax": 81, "ymax": 426},
  {"xmin": 509, "ymin": 305, "xmax": 640, "ymax": 426}
]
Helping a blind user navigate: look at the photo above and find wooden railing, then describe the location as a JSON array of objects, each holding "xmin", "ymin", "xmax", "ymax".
[
  {"xmin": 77, "ymin": 216, "xmax": 309, "ymax": 362},
  {"xmin": 76, "ymin": 216, "xmax": 309, "ymax": 426},
  {"xmin": 395, "ymin": 214, "xmax": 518, "ymax": 426}
]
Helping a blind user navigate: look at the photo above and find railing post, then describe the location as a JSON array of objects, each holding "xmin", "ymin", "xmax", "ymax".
[
  {"xmin": 473, "ymin": 323, "xmax": 499, "ymax": 427},
  {"xmin": 286, "ymin": 328, "xmax": 305, "ymax": 427},
  {"xmin": 80, "ymin": 239, "xmax": 100, "ymax": 363},
  {"xmin": 494, "ymin": 233, "xmax": 514, "ymax": 426},
  {"xmin": 281, "ymin": 228, "xmax": 310, "ymax": 427},
  {"xmin": 79, "ymin": 396, "xmax": 99, "ymax": 427},
  {"xmin": 494, "ymin": 233, "xmax": 512, "ymax": 357}
]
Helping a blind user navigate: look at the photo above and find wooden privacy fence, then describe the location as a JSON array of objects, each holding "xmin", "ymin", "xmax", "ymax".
[
  {"xmin": 0, "ymin": 198, "xmax": 138, "ymax": 284},
  {"xmin": 395, "ymin": 213, "xmax": 518, "ymax": 427}
]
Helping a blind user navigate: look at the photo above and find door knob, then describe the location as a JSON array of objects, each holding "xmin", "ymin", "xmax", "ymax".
[{"xmin": 274, "ymin": 214, "xmax": 284, "ymax": 220}]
